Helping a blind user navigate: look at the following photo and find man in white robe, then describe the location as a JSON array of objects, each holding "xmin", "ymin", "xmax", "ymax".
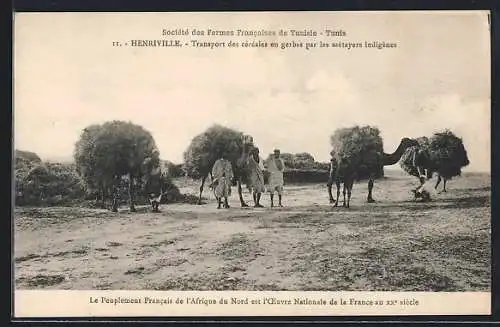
[
  {"xmin": 247, "ymin": 147, "xmax": 265, "ymax": 207},
  {"xmin": 211, "ymin": 154, "xmax": 234, "ymax": 209},
  {"xmin": 267, "ymin": 149, "xmax": 285, "ymax": 207}
]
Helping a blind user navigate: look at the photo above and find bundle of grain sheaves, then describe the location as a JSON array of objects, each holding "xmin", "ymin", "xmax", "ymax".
[
  {"xmin": 329, "ymin": 125, "xmax": 384, "ymax": 180},
  {"xmin": 400, "ymin": 129, "xmax": 470, "ymax": 180}
]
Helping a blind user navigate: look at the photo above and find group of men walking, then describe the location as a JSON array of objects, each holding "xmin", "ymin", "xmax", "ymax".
[{"xmin": 210, "ymin": 148, "xmax": 285, "ymax": 209}]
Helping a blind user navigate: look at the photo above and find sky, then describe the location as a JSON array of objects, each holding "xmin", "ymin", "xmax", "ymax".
[{"xmin": 14, "ymin": 11, "xmax": 491, "ymax": 172}]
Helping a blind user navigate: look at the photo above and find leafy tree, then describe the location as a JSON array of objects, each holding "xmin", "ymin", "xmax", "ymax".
[
  {"xmin": 163, "ymin": 160, "xmax": 185, "ymax": 178},
  {"xmin": 74, "ymin": 120, "xmax": 161, "ymax": 212}
]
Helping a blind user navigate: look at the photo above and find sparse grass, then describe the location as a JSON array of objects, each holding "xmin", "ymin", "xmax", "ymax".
[
  {"xmin": 216, "ymin": 233, "xmax": 261, "ymax": 261},
  {"xmin": 17, "ymin": 274, "xmax": 66, "ymax": 288}
]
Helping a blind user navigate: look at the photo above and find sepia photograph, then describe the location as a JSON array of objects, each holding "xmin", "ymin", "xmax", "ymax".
[{"xmin": 13, "ymin": 10, "xmax": 491, "ymax": 316}]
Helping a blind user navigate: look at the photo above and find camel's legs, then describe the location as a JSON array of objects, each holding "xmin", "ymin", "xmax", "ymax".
[
  {"xmin": 367, "ymin": 178, "xmax": 376, "ymax": 203},
  {"xmin": 346, "ymin": 182, "xmax": 353, "ymax": 208},
  {"xmin": 435, "ymin": 175, "xmax": 442, "ymax": 190},
  {"xmin": 327, "ymin": 178, "xmax": 336, "ymax": 204},
  {"xmin": 270, "ymin": 193, "xmax": 274, "ymax": 207},
  {"xmin": 151, "ymin": 201, "xmax": 159, "ymax": 212},
  {"xmin": 224, "ymin": 197, "xmax": 230, "ymax": 208},
  {"xmin": 342, "ymin": 184, "xmax": 347, "ymax": 207},
  {"xmin": 327, "ymin": 183, "xmax": 334, "ymax": 204},
  {"xmin": 237, "ymin": 180, "xmax": 249, "ymax": 207},
  {"xmin": 443, "ymin": 178, "xmax": 447, "ymax": 192},
  {"xmin": 335, "ymin": 182, "xmax": 340, "ymax": 207},
  {"xmin": 217, "ymin": 197, "xmax": 222, "ymax": 209},
  {"xmin": 99, "ymin": 187, "xmax": 105, "ymax": 209},
  {"xmin": 111, "ymin": 189, "xmax": 119, "ymax": 212},
  {"xmin": 198, "ymin": 175, "xmax": 207, "ymax": 205},
  {"xmin": 128, "ymin": 176, "xmax": 136, "ymax": 212},
  {"xmin": 254, "ymin": 192, "xmax": 263, "ymax": 207}
]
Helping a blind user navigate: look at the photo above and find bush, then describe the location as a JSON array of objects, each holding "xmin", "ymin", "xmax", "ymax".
[
  {"xmin": 329, "ymin": 125, "xmax": 384, "ymax": 180},
  {"xmin": 14, "ymin": 148, "xmax": 187, "ymax": 207},
  {"xmin": 264, "ymin": 152, "xmax": 326, "ymax": 170},
  {"xmin": 15, "ymin": 161, "xmax": 86, "ymax": 206},
  {"xmin": 283, "ymin": 168, "xmax": 330, "ymax": 184}
]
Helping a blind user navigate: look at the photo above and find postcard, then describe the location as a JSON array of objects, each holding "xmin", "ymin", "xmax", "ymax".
[{"xmin": 13, "ymin": 10, "xmax": 491, "ymax": 317}]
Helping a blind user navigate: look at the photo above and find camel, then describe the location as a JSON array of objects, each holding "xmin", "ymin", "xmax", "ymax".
[
  {"xmin": 403, "ymin": 145, "xmax": 468, "ymax": 195},
  {"xmin": 327, "ymin": 137, "xmax": 419, "ymax": 207},
  {"xmin": 197, "ymin": 135, "xmax": 255, "ymax": 207}
]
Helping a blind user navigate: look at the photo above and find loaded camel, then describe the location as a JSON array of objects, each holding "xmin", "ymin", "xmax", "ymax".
[
  {"xmin": 327, "ymin": 136, "xmax": 419, "ymax": 208},
  {"xmin": 399, "ymin": 131, "xmax": 470, "ymax": 197},
  {"xmin": 197, "ymin": 134, "xmax": 256, "ymax": 207}
]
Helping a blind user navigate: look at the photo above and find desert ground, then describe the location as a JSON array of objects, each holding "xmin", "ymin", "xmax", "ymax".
[{"xmin": 14, "ymin": 169, "xmax": 490, "ymax": 291}]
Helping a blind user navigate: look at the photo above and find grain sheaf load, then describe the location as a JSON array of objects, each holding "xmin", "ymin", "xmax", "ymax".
[
  {"xmin": 428, "ymin": 130, "xmax": 470, "ymax": 176},
  {"xmin": 329, "ymin": 125, "xmax": 384, "ymax": 180},
  {"xmin": 400, "ymin": 130, "xmax": 470, "ymax": 179},
  {"xmin": 399, "ymin": 137, "xmax": 431, "ymax": 178}
]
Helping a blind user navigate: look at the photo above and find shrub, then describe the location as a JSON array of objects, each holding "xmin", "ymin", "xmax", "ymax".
[
  {"xmin": 264, "ymin": 152, "xmax": 326, "ymax": 170},
  {"xmin": 15, "ymin": 161, "xmax": 86, "ymax": 206},
  {"xmin": 283, "ymin": 168, "xmax": 330, "ymax": 184}
]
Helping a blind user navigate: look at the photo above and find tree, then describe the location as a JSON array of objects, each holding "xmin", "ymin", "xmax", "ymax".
[
  {"xmin": 15, "ymin": 150, "xmax": 42, "ymax": 164},
  {"xmin": 74, "ymin": 120, "xmax": 161, "ymax": 212},
  {"xmin": 163, "ymin": 160, "xmax": 185, "ymax": 178}
]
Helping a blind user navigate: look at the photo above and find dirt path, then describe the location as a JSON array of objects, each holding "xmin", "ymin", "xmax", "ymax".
[{"xmin": 14, "ymin": 172, "xmax": 491, "ymax": 291}]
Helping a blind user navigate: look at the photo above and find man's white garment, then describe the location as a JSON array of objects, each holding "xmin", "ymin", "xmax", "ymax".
[
  {"xmin": 416, "ymin": 179, "xmax": 438, "ymax": 199},
  {"xmin": 247, "ymin": 156, "xmax": 266, "ymax": 193},
  {"xmin": 212, "ymin": 159, "xmax": 234, "ymax": 197},
  {"xmin": 267, "ymin": 157, "xmax": 285, "ymax": 193}
]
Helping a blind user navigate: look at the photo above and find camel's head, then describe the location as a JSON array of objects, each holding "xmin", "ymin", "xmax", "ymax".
[{"xmin": 401, "ymin": 137, "xmax": 420, "ymax": 149}]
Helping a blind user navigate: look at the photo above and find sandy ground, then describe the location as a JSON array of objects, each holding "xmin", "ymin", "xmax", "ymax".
[{"xmin": 14, "ymin": 170, "xmax": 490, "ymax": 291}]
